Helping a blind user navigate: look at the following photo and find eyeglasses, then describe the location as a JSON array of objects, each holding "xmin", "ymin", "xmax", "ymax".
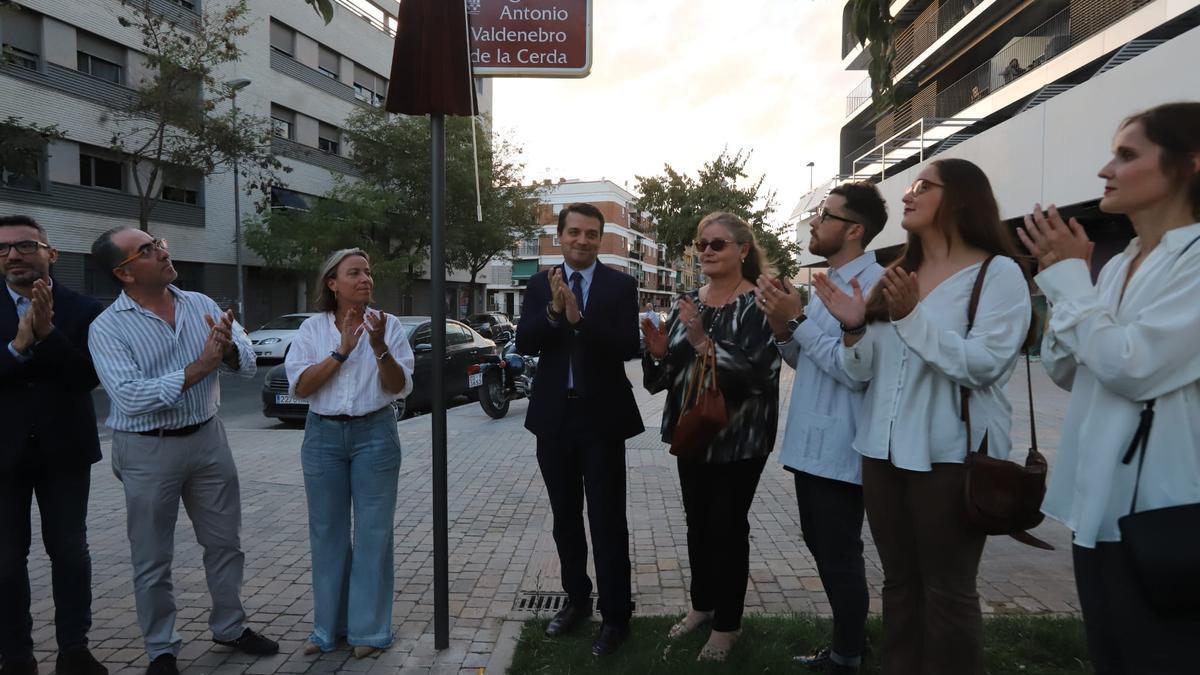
[
  {"xmin": 113, "ymin": 238, "xmax": 168, "ymax": 269},
  {"xmin": 905, "ymin": 178, "xmax": 944, "ymax": 196},
  {"xmin": 816, "ymin": 208, "xmax": 857, "ymax": 226},
  {"xmin": 0, "ymin": 240, "xmax": 50, "ymax": 257},
  {"xmin": 693, "ymin": 238, "xmax": 736, "ymax": 253}
]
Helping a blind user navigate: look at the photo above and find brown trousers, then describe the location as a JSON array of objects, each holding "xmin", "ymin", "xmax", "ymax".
[{"xmin": 862, "ymin": 458, "xmax": 986, "ymax": 675}]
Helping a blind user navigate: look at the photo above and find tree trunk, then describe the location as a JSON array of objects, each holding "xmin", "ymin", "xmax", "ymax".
[{"xmin": 466, "ymin": 268, "xmax": 482, "ymax": 316}]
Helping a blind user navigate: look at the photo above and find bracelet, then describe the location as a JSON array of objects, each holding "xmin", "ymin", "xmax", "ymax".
[
  {"xmin": 840, "ymin": 322, "xmax": 867, "ymax": 336},
  {"xmin": 545, "ymin": 304, "xmax": 562, "ymax": 322},
  {"xmin": 376, "ymin": 350, "xmax": 390, "ymax": 361},
  {"xmin": 330, "ymin": 350, "xmax": 348, "ymax": 363}
]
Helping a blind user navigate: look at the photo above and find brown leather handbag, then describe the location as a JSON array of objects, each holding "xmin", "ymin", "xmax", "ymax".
[
  {"xmin": 960, "ymin": 256, "xmax": 1053, "ymax": 550},
  {"xmin": 670, "ymin": 340, "xmax": 727, "ymax": 461}
]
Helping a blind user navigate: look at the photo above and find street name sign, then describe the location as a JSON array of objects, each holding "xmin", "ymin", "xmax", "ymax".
[{"xmin": 467, "ymin": 0, "xmax": 593, "ymax": 77}]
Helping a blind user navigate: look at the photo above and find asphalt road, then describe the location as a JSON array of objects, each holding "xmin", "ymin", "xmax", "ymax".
[{"xmin": 90, "ymin": 360, "xmax": 476, "ymax": 441}]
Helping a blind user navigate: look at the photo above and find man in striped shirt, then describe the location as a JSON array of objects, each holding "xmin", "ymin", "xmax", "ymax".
[{"xmin": 88, "ymin": 227, "xmax": 276, "ymax": 675}]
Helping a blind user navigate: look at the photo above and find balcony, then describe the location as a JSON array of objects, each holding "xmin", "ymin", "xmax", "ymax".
[
  {"xmin": 893, "ymin": 0, "xmax": 989, "ymax": 74},
  {"xmin": 846, "ymin": 76, "xmax": 872, "ymax": 115}
]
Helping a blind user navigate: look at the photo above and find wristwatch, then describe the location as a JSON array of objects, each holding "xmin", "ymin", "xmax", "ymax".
[{"xmin": 785, "ymin": 315, "xmax": 806, "ymax": 334}]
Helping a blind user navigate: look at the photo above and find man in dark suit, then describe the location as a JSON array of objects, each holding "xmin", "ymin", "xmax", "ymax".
[
  {"xmin": 516, "ymin": 202, "xmax": 643, "ymax": 657},
  {"xmin": 0, "ymin": 216, "xmax": 107, "ymax": 675}
]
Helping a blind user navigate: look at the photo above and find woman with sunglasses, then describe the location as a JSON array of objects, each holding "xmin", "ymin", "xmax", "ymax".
[
  {"xmin": 641, "ymin": 212, "xmax": 781, "ymax": 663},
  {"xmin": 814, "ymin": 159, "xmax": 1031, "ymax": 674},
  {"xmin": 1019, "ymin": 102, "xmax": 1200, "ymax": 672}
]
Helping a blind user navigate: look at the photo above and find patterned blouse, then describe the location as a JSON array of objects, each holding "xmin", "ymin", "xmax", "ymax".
[{"xmin": 643, "ymin": 289, "xmax": 781, "ymax": 463}]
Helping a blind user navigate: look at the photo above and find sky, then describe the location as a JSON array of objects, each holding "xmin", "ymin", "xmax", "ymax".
[{"xmin": 489, "ymin": 0, "xmax": 863, "ymax": 222}]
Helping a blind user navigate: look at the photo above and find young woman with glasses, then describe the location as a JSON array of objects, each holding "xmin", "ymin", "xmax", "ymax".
[
  {"xmin": 641, "ymin": 212, "xmax": 781, "ymax": 663},
  {"xmin": 1019, "ymin": 102, "xmax": 1200, "ymax": 673},
  {"xmin": 814, "ymin": 158, "xmax": 1032, "ymax": 674}
]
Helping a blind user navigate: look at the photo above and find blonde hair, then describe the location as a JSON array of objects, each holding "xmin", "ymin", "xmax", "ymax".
[
  {"xmin": 315, "ymin": 248, "xmax": 369, "ymax": 312},
  {"xmin": 695, "ymin": 212, "xmax": 771, "ymax": 282}
]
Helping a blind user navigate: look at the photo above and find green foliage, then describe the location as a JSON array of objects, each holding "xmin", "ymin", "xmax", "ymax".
[
  {"xmin": 635, "ymin": 149, "xmax": 803, "ymax": 280},
  {"xmin": 304, "ymin": 0, "xmax": 335, "ymax": 24},
  {"xmin": 849, "ymin": 0, "xmax": 896, "ymax": 110},
  {"xmin": 0, "ymin": 117, "xmax": 63, "ymax": 180},
  {"xmin": 111, "ymin": 0, "xmax": 283, "ymax": 229},
  {"xmin": 246, "ymin": 110, "xmax": 541, "ymax": 313},
  {"xmin": 511, "ymin": 613, "xmax": 1092, "ymax": 674}
]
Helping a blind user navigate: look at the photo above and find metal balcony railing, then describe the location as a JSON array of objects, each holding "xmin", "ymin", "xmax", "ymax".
[
  {"xmin": 846, "ymin": 76, "xmax": 872, "ymax": 115},
  {"xmin": 894, "ymin": 0, "xmax": 985, "ymax": 73}
]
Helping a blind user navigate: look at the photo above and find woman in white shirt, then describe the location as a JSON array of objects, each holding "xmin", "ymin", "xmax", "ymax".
[
  {"xmin": 284, "ymin": 249, "xmax": 415, "ymax": 658},
  {"xmin": 815, "ymin": 158, "xmax": 1031, "ymax": 675},
  {"xmin": 1018, "ymin": 102, "xmax": 1200, "ymax": 674}
]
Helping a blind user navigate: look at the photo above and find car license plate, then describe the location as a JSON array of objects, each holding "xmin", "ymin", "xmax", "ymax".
[
  {"xmin": 468, "ymin": 372, "xmax": 483, "ymax": 388},
  {"xmin": 275, "ymin": 394, "xmax": 303, "ymax": 405}
]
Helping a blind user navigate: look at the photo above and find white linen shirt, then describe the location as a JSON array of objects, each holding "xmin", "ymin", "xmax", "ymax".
[
  {"xmin": 775, "ymin": 251, "xmax": 884, "ymax": 485},
  {"xmin": 284, "ymin": 310, "xmax": 415, "ymax": 416},
  {"xmin": 1038, "ymin": 224, "xmax": 1200, "ymax": 548},
  {"xmin": 841, "ymin": 256, "xmax": 1031, "ymax": 471}
]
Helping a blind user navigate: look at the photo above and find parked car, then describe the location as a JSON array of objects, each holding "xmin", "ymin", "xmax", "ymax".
[
  {"xmin": 466, "ymin": 312, "xmax": 515, "ymax": 345},
  {"xmin": 248, "ymin": 313, "xmax": 318, "ymax": 361},
  {"xmin": 261, "ymin": 316, "xmax": 497, "ymax": 424}
]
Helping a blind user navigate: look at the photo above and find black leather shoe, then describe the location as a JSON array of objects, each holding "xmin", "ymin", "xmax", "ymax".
[
  {"xmin": 0, "ymin": 659, "xmax": 38, "ymax": 675},
  {"xmin": 56, "ymin": 647, "xmax": 108, "ymax": 675},
  {"xmin": 144, "ymin": 655, "xmax": 178, "ymax": 675},
  {"xmin": 591, "ymin": 622, "xmax": 630, "ymax": 657},
  {"xmin": 212, "ymin": 628, "xmax": 280, "ymax": 656},
  {"xmin": 544, "ymin": 600, "xmax": 593, "ymax": 638},
  {"xmin": 793, "ymin": 647, "xmax": 859, "ymax": 673}
]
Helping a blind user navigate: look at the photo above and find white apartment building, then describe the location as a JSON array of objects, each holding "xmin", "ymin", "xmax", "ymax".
[
  {"xmin": 486, "ymin": 179, "xmax": 692, "ymax": 318},
  {"xmin": 0, "ymin": 0, "xmax": 494, "ymax": 326},
  {"xmin": 792, "ymin": 0, "xmax": 1200, "ymax": 271}
]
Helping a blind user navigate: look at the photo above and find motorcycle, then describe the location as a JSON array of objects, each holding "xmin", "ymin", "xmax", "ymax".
[{"xmin": 467, "ymin": 340, "xmax": 537, "ymax": 419}]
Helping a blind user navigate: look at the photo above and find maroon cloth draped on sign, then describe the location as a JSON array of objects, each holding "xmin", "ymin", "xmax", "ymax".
[{"xmin": 386, "ymin": 0, "xmax": 478, "ymax": 116}]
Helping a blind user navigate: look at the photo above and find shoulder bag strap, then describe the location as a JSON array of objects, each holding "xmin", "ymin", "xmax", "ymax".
[
  {"xmin": 1025, "ymin": 350, "xmax": 1038, "ymax": 454},
  {"xmin": 961, "ymin": 255, "xmax": 997, "ymax": 455}
]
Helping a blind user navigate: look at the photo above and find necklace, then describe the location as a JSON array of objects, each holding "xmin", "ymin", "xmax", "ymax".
[{"xmin": 699, "ymin": 280, "xmax": 748, "ymax": 334}]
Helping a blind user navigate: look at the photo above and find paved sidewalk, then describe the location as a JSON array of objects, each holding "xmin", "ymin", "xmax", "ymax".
[{"xmin": 25, "ymin": 360, "xmax": 1079, "ymax": 674}]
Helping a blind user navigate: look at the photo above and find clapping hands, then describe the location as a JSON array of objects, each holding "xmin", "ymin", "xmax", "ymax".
[
  {"xmin": 549, "ymin": 268, "xmax": 581, "ymax": 324},
  {"xmin": 1017, "ymin": 203, "xmax": 1094, "ymax": 270}
]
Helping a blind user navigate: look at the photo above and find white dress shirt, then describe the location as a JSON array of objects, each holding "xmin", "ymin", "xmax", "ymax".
[
  {"xmin": 775, "ymin": 252, "xmax": 884, "ymax": 484},
  {"xmin": 284, "ymin": 310, "xmax": 415, "ymax": 416},
  {"xmin": 1038, "ymin": 224, "xmax": 1200, "ymax": 548},
  {"xmin": 841, "ymin": 256, "xmax": 1031, "ymax": 471},
  {"xmin": 7, "ymin": 283, "xmax": 34, "ymax": 362}
]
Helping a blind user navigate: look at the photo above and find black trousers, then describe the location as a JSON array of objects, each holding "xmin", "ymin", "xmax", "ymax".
[
  {"xmin": 535, "ymin": 400, "xmax": 632, "ymax": 625},
  {"xmin": 794, "ymin": 470, "xmax": 869, "ymax": 660},
  {"xmin": 678, "ymin": 455, "xmax": 768, "ymax": 632},
  {"xmin": 0, "ymin": 439, "xmax": 94, "ymax": 662},
  {"xmin": 1074, "ymin": 542, "xmax": 1200, "ymax": 675}
]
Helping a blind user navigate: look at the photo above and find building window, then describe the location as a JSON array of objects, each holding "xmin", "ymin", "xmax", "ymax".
[
  {"xmin": 2, "ymin": 10, "xmax": 41, "ymax": 70},
  {"xmin": 76, "ymin": 32, "xmax": 125, "ymax": 84},
  {"xmin": 552, "ymin": 235, "xmax": 560, "ymax": 246},
  {"xmin": 270, "ymin": 104, "xmax": 295, "ymax": 140},
  {"xmin": 79, "ymin": 152, "xmax": 124, "ymax": 191},
  {"xmin": 353, "ymin": 65, "xmax": 387, "ymax": 107},
  {"xmin": 168, "ymin": 0, "xmax": 197, "ymax": 10},
  {"xmin": 317, "ymin": 122, "xmax": 339, "ymax": 155},
  {"xmin": 160, "ymin": 168, "xmax": 200, "ymax": 204},
  {"xmin": 270, "ymin": 186, "xmax": 313, "ymax": 211},
  {"xmin": 2, "ymin": 164, "xmax": 42, "ymax": 191},
  {"xmin": 317, "ymin": 45, "xmax": 339, "ymax": 79},
  {"xmin": 269, "ymin": 20, "xmax": 295, "ymax": 56},
  {"xmin": 160, "ymin": 185, "xmax": 198, "ymax": 204}
]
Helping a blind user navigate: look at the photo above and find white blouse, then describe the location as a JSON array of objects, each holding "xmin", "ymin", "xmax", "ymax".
[
  {"xmin": 284, "ymin": 311, "xmax": 415, "ymax": 417},
  {"xmin": 1038, "ymin": 223, "xmax": 1200, "ymax": 548},
  {"xmin": 841, "ymin": 256, "xmax": 1031, "ymax": 471}
]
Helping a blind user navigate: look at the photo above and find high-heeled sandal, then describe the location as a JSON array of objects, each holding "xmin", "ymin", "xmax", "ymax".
[
  {"xmin": 697, "ymin": 630, "xmax": 740, "ymax": 662},
  {"xmin": 667, "ymin": 610, "xmax": 714, "ymax": 639}
]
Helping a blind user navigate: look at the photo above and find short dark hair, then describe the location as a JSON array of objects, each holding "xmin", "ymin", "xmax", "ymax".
[
  {"xmin": 828, "ymin": 181, "xmax": 888, "ymax": 246},
  {"xmin": 0, "ymin": 215, "xmax": 47, "ymax": 242},
  {"xmin": 91, "ymin": 226, "xmax": 133, "ymax": 280},
  {"xmin": 557, "ymin": 202, "xmax": 605, "ymax": 236}
]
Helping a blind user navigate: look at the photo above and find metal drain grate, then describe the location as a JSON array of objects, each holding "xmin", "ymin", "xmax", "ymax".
[{"xmin": 513, "ymin": 591, "xmax": 595, "ymax": 613}]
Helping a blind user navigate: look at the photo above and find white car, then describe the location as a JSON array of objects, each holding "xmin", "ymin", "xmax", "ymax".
[{"xmin": 248, "ymin": 313, "xmax": 318, "ymax": 361}]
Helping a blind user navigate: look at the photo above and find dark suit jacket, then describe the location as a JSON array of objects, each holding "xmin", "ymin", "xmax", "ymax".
[
  {"xmin": 517, "ymin": 262, "xmax": 644, "ymax": 441},
  {"xmin": 0, "ymin": 280, "xmax": 104, "ymax": 468}
]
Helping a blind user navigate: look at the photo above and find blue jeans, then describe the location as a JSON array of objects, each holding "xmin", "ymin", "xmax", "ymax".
[{"xmin": 301, "ymin": 407, "xmax": 401, "ymax": 651}]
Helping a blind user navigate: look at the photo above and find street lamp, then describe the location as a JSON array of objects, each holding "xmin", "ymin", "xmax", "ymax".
[
  {"xmin": 806, "ymin": 161, "xmax": 815, "ymax": 191},
  {"xmin": 226, "ymin": 78, "xmax": 251, "ymax": 323}
]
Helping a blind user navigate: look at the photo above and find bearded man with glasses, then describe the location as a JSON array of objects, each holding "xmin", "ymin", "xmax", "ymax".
[
  {"xmin": 86, "ymin": 227, "xmax": 277, "ymax": 675},
  {"xmin": 0, "ymin": 216, "xmax": 107, "ymax": 675}
]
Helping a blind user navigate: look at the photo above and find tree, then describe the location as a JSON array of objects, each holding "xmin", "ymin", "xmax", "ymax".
[
  {"xmin": 0, "ymin": 117, "xmax": 63, "ymax": 186},
  {"xmin": 111, "ymin": 0, "xmax": 282, "ymax": 230},
  {"xmin": 246, "ymin": 110, "xmax": 541, "ymax": 313},
  {"xmin": 848, "ymin": 0, "xmax": 896, "ymax": 110},
  {"xmin": 635, "ymin": 149, "xmax": 803, "ymax": 279},
  {"xmin": 304, "ymin": 0, "xmax": 335, "ymax": 24}
]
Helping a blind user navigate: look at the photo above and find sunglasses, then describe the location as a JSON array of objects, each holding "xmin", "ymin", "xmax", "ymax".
[
  {"xmin": 114, "ymin": 238, "xmax": 168, "ymax": 269},
  {"xmin": 905, "ymin": 178, "xmax": 944, "ymax": 197},
  {"xmin": 693, "ymin": 238, "xmax": 737, "ymax": 253},
  {"xmin": 0, "ymin": 240, "xmax": 50, "ymax": 257},
  {"xmin": 816, "ymin": 208, "xmax": 856, "ymax": 226}
]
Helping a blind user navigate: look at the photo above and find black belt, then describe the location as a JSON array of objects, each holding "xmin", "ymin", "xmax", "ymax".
[
  {"xmin": 317, "ymin": 406, "xmax": 389, "ymax": 422},
  {"xmin": 136, "ymin": 417, "xmax": 212, "ymax": 438}
]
